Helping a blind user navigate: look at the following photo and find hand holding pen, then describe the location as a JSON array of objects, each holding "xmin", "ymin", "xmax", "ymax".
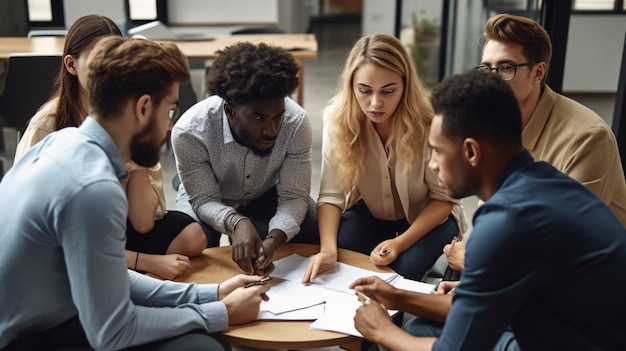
[{"xmin": 370, "ymin": 239, "xmax": 398, "ymax": 265}]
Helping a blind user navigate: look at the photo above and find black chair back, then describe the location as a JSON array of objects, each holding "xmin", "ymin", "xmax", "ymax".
[{"xmin": 0, "ymin": 54, "xmax": 61, "ymax": 134}]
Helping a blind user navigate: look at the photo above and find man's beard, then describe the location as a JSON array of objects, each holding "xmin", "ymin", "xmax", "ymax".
[
  {"xmin": 231, "ymin": 119, "xmax": 274, "ymax": 157},
  {"xmin": 130, "ymin": 114, "xmax": 167, "ymax": 167}
]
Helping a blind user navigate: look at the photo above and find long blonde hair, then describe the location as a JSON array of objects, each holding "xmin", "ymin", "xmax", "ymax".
[{"xmin": 326, "ymin": 34, "xmax": 433, "ymax": 192}]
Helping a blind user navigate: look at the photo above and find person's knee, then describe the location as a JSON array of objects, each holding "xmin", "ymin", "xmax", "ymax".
[
  {"xmin": 403, "ymin": 317, "xmax": 444, "ymax": 338},
  {"xmin": 147, "ymin": 332, "xmax": 225, "ymax": 351},
  {"xmin": 180, "ymin": 222, "xmax": 208, "ymax": 256}
]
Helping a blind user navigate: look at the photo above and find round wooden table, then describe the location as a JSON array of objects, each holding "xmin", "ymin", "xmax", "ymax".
[{"xmin": 175, "ymin": 243, "xmax": 394, "ymax": 351}]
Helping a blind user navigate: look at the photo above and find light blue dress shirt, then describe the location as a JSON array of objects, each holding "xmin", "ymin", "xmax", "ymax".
[{"xmin": 0, "ymin": 117, "xmax": 227, "ymax": 349}]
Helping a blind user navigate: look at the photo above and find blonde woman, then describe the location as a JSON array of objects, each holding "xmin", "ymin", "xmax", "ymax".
[{"xmin": 303, "ymin": 34, "xmax": 466, "ymax": 282}]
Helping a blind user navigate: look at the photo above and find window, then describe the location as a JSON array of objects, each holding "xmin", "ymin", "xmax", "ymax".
[
  {"xmin": 27, "ymin": 0, "xmax": 64, "ymax": 27},
  {"xmin": 125, "ymin": 0, "xmax": 168, "ymax": 26},
  {"xmin": 572, "ymin": 0, "xmax": 626, "ymax": 12}
]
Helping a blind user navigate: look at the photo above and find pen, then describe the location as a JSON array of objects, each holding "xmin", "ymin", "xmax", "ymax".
[{"xmin": 244, "ymin": 276, "xmax": 272, "ymax": 288}]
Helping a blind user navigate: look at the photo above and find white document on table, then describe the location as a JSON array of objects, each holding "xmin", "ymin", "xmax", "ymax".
[
  {"xmin": 262, "ymin": 279, "xmax": 327, "ymax": 314},
  {"xmin": 271, "ymin": 254, "xmax": 399, "ymax": 294},
  {"xmin": 391, "ymin": 277, "xmax": 436, "ymax": 294},
  {"xmin": 261, "ymin": 253, "xmax": 409, "ymax": 334},
  {"xmin": 308, "ymin": 291, "xmax": 398, "ymax": 337}
]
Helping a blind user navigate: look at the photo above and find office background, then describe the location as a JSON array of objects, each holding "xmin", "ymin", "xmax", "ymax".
[{"xmin": 0, "ymin": 1, "xmax": 624, "ymax": 350}]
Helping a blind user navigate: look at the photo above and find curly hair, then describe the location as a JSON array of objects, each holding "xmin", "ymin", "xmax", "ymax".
[
  {"xmin": 207, "ymin": 42, "xmax": 299, "ymax": 104},
  {"xmin": 483, "ymin": 14, "xmax": 552, "ymax": 86},
  {"xmin": 325, "ymin": 34, "xmax": 433, "ymax": 192},
  {"xmin": 88, "ymin": 37, "xmax": 190, "ymax": 119},
  {"xmin": 431, "ymin": 70, "xmax": 522, "ymax": 150}
]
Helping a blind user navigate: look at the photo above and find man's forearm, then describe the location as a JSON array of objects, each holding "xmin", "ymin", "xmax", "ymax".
[{"xmin": 396, "ymin": 290, "xmax": 452, "ymax": 323}]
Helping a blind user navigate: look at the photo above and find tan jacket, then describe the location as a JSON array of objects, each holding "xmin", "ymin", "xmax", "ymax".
[{"xmin": 524, "ymin": 86, "xmax": 626, "ymax": 227}]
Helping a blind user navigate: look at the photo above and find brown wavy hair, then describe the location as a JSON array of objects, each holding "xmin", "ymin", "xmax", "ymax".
[
  {"xmin": 88, "ymin": 37, "xmax": 190, "ymax": 119},
  {"xmin": 325, "ymin": 34, "xmax": 433, "ymax": 192},
  {"xmin": 53, "ymin": 15, "xmax": 122, "ymax": 130},
  {"xmin": 483, "ymin": 14, "xmax": 552, "ymax": 86}
]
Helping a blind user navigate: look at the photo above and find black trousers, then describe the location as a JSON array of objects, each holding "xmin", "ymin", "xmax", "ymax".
[
  {"xmin": 3, "ymin": 316, "xmax": 224, "ymax": 351},
  {"xmin": 202, "ymin": 186, "xmax": 319, "ymax": 247}
]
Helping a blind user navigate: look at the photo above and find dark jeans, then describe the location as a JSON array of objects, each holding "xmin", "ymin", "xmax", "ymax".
[
  {"xmin": 403, "ymin": 317, "xmax": 520, "ymax": 351},
  {"xmin": 201, "ymin": 186, "xmax": 319, "ymax": 247},
  {"xmin": 3, "ymin": 316, "xmax": 224, "ymax": 351},
  {"xmin": 337, "ymin": 201, "xmax": 457, "ymax": 281}
]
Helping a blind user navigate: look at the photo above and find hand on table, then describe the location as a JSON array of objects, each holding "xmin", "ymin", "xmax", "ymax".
[
  {"xmin": 220, "ymin": 275, "xmax": 271, "ymax": 325},
  {"xmin": 231, "ymin": 219, "xmax": 263, "ymax": 274},
  {"xmin": 302, "ymin": 250, "xmax": 337, "ymax": 283},
  {"xmin": 255, "ymin": 230, "xmax": 286, "ymax": 276}
]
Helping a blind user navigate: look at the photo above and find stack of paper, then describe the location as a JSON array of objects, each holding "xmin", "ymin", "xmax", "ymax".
[{"xmin": 262, "ymin": 253, "xmax": 436, "ymax": 337}]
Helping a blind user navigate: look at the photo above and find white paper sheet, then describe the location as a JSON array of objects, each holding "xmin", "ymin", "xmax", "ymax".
[
  {"xmin": 258, "ymin": 302, "xmax": 326, "ymax": 320},
  {"xmin": 262, "ymin": 279, "xmax": 327, "ymax": 314},
  {"xmin": 271, "ymin": 254, "xmax": 398, "ymax": 294},
  {"xmin": 391, "ymin": 277, "xmax": 436, "ymax": 294},
  {"xmin": 308, "ymin": 291, "xmax": 397, "ymax": 337}
]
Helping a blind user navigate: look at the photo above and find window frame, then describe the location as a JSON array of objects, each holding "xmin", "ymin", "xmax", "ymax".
[
  {"xmin": 571, "ymin": 0, "xmax": 625, "ymax": 14},
  {"xmin": 125, "ymin": 0, "xmax": 168, "ymax": 27},
  {"xmin": 28, "ymin": 0, "xmax": 65, "ymax": 28}
]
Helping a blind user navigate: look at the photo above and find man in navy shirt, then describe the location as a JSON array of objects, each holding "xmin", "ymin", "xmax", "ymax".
[{"xmin": 351, "ymin": 71, "xmax": 626, "ymax": 350}]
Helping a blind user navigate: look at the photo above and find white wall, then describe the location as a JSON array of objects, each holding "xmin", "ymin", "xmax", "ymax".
[
  {"xmin": 167, "ymin": 0, "xmax": 278, "ymax": 25},
  {"xmin": 563, "ymin": 14, "xmax": 626, "ymax": 93},
  {"xmin": 361, "ymin": 0, "xmax": 395, "ymax": 35},
  {"xmin": 63, "ymin": 0, "xmax": 126, "ymax": 29}
]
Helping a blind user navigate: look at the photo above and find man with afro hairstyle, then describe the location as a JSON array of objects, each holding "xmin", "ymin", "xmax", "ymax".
[{"xmin": 172, "ymin": 42, "xmax": 318, "ymax": 275}]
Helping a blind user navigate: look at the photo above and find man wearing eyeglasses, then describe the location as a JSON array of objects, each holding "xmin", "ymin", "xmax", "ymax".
[
  {"xmin": 349, "ymin": 13, "xmax": 626, "ymax": 351},
  {"xmin": 474, "ymin": 13, "xmax": 626, "ymax": 227},
  {"xmin": 441, "ymin": 12, "xmax": 626, "ymax": 273}
]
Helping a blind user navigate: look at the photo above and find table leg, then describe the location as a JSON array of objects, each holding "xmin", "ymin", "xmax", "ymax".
[{"xmin": 340, "ymin": 339, "xmax": 362, "ymax": 351}]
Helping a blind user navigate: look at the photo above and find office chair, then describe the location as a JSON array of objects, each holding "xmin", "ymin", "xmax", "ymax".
[
  {"xmin": 230, "ymin": 26, "xmax": 286, "ymax": 35},
  {"xmin": 0, "ymin": 54, "xmax": 61, "ymax": 150}
]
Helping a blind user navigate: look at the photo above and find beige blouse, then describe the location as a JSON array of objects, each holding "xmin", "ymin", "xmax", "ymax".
[{"xmin": 317, "ymin": 110, "xmax": 468, "ymax": 237}]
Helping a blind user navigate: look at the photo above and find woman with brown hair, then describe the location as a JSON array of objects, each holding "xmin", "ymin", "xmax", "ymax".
[{"xmin": 14, "ymin": 15, "xmax": 206, "ymax": 280}]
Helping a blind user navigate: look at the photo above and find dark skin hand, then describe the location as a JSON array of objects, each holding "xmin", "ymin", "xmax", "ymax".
[
  {"xmin": 350, "ymin": 276, "xmax": 453, "ymax": 323},
  {"xmin": 256, "ymin": 229, "xmax": 287, "ymax": 276},
  {"xmin": 231, "ymin": 219, "xmax": 285, "ymax": 275}
]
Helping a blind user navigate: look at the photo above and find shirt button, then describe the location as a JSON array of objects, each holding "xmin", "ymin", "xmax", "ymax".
[{"xmin": 246, "ymin": 175, "xmax": 251, "ymax": 179}]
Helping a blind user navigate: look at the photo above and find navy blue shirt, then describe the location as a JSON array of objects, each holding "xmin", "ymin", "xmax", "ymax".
[{"xmin": 434, "ymin": 150, "xmax": 626, "ymax": 351}]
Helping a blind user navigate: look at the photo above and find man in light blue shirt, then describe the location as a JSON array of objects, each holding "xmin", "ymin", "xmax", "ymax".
[{"xmin": 0, "ymin": 37, "xmax": 269, "ymax": 350}]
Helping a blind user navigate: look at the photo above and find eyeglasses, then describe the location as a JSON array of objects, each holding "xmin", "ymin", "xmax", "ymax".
[
  {"xmin": 169, "ymin": 107, "xmax": 180, "ymax": 124},
  {"xmin": 474, "ymin": 62, "xmax": 536, "ymax": 81}
]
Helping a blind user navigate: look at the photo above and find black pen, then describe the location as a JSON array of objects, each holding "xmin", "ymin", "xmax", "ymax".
[{"xmin": 244, "ymin": 276, "xmax": 272, "ymax": 288}]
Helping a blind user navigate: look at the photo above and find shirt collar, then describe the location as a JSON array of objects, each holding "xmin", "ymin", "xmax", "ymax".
[
  {"xmin": 495, "ymin": 149, "xmax": 534, "ymax": 191},
  {"xmin": 522, "ymin": 85, "xmax": 556, "ymax": 151},
  {"xmin": 79, "ymin": 117, "xmax": 128, "ymax": 182},
  {"xmin": 222, "ymin": 107, "xmax": 236, "ymax": 144}
]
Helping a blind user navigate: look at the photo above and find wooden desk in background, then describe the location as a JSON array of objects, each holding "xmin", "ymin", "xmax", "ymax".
[
  {"xmin": 176, "ymin": 243, "xmax": 394, "ymax": 351},
  {"xmin": 0, "ymin": 34, "xmax": 317, "ymax": 106}
]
